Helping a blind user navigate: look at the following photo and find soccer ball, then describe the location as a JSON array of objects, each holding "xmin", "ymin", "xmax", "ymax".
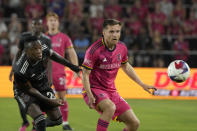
[{"xmin": 167, "ymin": 60, "xmax": 190, "ymax": 83}]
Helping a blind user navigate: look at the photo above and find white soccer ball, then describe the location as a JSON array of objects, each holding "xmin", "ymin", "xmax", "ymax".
[{"xmin": 167, "ymin": 60, "xmax": 190, "ymax": 83}]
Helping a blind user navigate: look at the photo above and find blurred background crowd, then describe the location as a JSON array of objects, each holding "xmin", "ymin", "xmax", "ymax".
[{"xmin": 0, "ymin": 0, "xmax": 197, "ymax": 67}]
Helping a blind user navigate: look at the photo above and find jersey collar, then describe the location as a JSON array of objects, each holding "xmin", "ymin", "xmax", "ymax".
[{"xmin": 102, "ymin": 37, "xmax": 116, "ymax": 52}]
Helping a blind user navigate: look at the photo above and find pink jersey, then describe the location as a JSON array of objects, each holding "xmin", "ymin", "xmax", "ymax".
[
  {"xmin": 82, "ymin": 38, "xmax": 128, "ymax": 92},
  {"xmin": 46, "ymin": 32, "xmax": 73, "ymax": 75}
]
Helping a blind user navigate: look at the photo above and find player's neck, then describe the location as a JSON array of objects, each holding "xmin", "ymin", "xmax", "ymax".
[
  {"xmin": 48, "ymin": 29, "xmax": 59, "ymax": 35},
  {"xmin": 104, "ymin": 39, "xmax": 115, "ymax": 50}
]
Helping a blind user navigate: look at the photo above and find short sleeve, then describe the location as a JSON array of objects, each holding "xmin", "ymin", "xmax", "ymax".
[
  {"xmin": 64, "ymin": 36, "xmax": 73, "ymax": 49},
  {"xmin": 14, "ymin": 72, "xmax": 28, "ymax": 84},
  {"xmin": 121, "ymin": 45, "xmax": 128, "ymax": 64},
  {"xmin": 82, "ymin": 49, "xmax": 97, "ymax": 70}
]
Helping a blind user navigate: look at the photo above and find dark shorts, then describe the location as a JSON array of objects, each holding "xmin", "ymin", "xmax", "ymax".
[
  {"xmin": 14, "ymin": 88, "xmax": 56, "ymax": 113},
  {"xmin": 82, "ymin": 88, "xmax": 131, "ymax": 121}
]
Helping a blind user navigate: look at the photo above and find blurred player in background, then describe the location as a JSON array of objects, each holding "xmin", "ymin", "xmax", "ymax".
[
  {"xmin": 82, "ymin": 19, "xmax": 157, "ymax": 131},
  {"xmin": 13, "ymin": 39, "xmax": 81, "ymax": 131},
  {"xmin": 46, "ymin": 12, "xmax": 79, "ymax": 131},
  {"xmin": 9, "ymin": 18, "xmax": 52, "ymax": 131}
]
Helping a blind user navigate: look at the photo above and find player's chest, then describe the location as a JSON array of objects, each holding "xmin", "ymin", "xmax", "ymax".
[
  {"xmin": 51, "ymin": 37, "xmax": 63, "ymax": 48},
  {"xmin": 97, "ymin": 51, "xmax": 122, "ymax": 69},
  {"xmin": 28, "ymin": 62, "xmax": 47, "ymax": 80},
  {"xmin": 98, "ymin": 51, "xmax": 122, "ymax": 64}
]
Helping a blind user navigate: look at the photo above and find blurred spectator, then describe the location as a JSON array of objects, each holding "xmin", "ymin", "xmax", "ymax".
[
  {"xmin": 183, "ymin": 10, "xmax": 197, "ymax": 35},
  {"xmin": 48, "ymin": 0, "xmax": 66, "ymax": 19},
  {"xmin": 73, "ymin": 31, "xmax": 90, "ymax": 65},
  {"xmin": 147, "ymin": 2, "xmax": 167, "ymax": 35},
  {"xmin": 153, "ymin": 56, "xmax": 165, "ymax": 67},
  {"xmin": 25, "ymin": 0, "xmax": 43, "ymax": 19},
  {"xmin": 127, "ymin": 15, "xmax": 142, "ymax": 36},
  {"xmin": 134, "ymin": 27, "xmax": 152, "ymax": 50},
  {"xmin": 89, "ymin": 0, "xmax": 104, "ymax": 18},
  {"xmin": 8, "ymin": 13, "xmax": 22, "ymax": 43},
  {"xmin": 173, "ymin": 32, "xmax": 189, "ymax": 61},
  {"xmin": 122, "ymin": 28, "xmax": 135, "ymax": 49},
  {"xmin": 9, "ymin": 37, "xmax": 19, "ymax": 62},
  {"xmin": 160, "ymin": 0, "xmax": 174, "ymax": 19},
  {"xmin": 91, "ymin": 28, "xmax": 100, "ymax": 43},
  {"xmin": 88, "ymin": 10, "xmax": 104, "ymax": 34},
  {"xmin": 152, "ymin": 30, "xmax": 163, "ymax": 51},
  {"xmin": 68, "ymin": 0, "xmax": 84, "ymax": 20},
  {"xmin": 173, "ymin": 0, "xmax": 186, "ymax": 21},
  {"xmin": 104, "ymin": 0, "xmax": 122, "ymax": 19},
  {"xmin": 130, "ymin": 0, "xmax": 149, "ymax": 22},
  {"xmin": 168, "ymin": 16, "xmax": 181, "ymax": 35},
  {"xmin": 191, "ymin": 0, "xmax": 197, "ymax": 19},
  {"xmin": 0, "ymin": 17, "xmax": 7, "ymax": 35}
]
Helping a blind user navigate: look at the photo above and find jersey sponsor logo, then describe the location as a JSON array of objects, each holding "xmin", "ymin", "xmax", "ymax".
[
  {"xmin": 20, "ymin": 60, "xmax": 29, "ymax": 74},
  {"xmin": 99, "ymin": 63, "xmax": 120, "ymax": 69}
]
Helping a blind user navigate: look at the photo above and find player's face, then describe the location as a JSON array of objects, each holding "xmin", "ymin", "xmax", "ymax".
[
  {"xmin": 47, "ymin": 16, "xmax": 59, "ymax": 30},
  {"xmin": 27, "ymin": 43, "xmax": 42, "ymax": 61},
  {"xmin": 32, "ymin": 20, "xmax": 43, "ymax": 34},
  {"xmin": 103, "ymin": 24, "xmax": 121, "ymax": 46}
]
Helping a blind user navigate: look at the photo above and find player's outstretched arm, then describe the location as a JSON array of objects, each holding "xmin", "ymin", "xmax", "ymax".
[
  {"xmin": 49, "ymin": 49, "xmax": 81, "ymax": 73},
  {"xmin": 121, "ymin": 62, "xmax": 157, "ymax": 94},
  {"xmin": 82, "ymin": 68, "xmax": 95, "ymax": 109}
]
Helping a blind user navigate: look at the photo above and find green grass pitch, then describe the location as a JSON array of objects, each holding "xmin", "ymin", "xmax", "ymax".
[{"xmin": 0, "ymin": 98, "xmax": 197, "ymax": 131}]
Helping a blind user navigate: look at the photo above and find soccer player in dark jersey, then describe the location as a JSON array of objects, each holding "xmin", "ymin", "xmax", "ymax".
[
  {"xmin": 9, "ymin": 18, "xmax": 53, "ymax": 131},
  {"xmin": 13, "ymin": 39, "xmax": 81, "ymax": 131},
  {"xmin": 82, "ymin": 19, "xmax": 157, "ymax": 131}
]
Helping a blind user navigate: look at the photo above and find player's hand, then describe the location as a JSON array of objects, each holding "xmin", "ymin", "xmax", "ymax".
[
  {"xmin": 9, "ymin": 71, "xmax": 13, "ymax": 81},
  {"xmin": 48, "ymin": 99, "xmax": 64, "ymax": 107},
  {"xmin": 87, "ymin": 94, "xmax": 96, "ymax": 109},
  {"xmin": 142, "ymin": 84, "xmax": 157, "ymax": 95}
]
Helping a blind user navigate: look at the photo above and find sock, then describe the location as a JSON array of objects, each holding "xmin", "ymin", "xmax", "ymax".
[
  {"xmin": 34, "ymin": 114, "xmax": 46, "ymax": 131},
  {"xmin": 123, "ymin": 128, "xmax": 127, "ymax": 131},
  {"xmin": 96, "ymin": 118, "xmax": 109, "ymax": 131},
  {"xmin": 60, "ymin": 101, "xmax": 68, "ymax": 122}
]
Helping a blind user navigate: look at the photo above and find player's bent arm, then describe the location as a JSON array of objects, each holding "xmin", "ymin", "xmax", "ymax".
[
  {"xmin": 121, "ymin": 62, "xmax": 146, "ymax": 87},
  {"xmin": 49, "ymin": 49, "xmax": 81, "ymax": 72},
  {"xmin": 82, "ymin": 68, "xmax": 92, "ymax": 96},
  {"xmin": 65, "ymin": 47, "xmax": 79, "ymax": 66},
  {"xmin": 15, "ymin": 81, "xmax": 62, "ymax": 107}
]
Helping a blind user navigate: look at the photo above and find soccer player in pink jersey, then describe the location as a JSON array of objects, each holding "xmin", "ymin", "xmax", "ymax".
[
  {"xmin": 46, "ymin": 12, "xmax": 78, "ymax": 131},
  {"xmin": 82, "ymin": 19, "xmax": 157, "ymax": 131}
]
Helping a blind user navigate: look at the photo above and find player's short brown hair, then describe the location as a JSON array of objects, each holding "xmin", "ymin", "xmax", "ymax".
[
  {"xmin": 103, "ymin": 19, "xmax": 122, "ymax": 29},
  {"xmin": 46, "ymin": 12, "xmax": 59, "ymax": 20}
]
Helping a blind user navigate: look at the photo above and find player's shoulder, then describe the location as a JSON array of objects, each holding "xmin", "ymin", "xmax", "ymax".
[
  {"xmin": 87, "ymin": 38, "xmax": 103, "ymax": 55},
  {"xmin": 14, "ymin": 56, "xmax": 30, "ymax": 75},
  {"xmin": 41, "ymin": 33, "xmax": 51, "ymax": 41}
]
